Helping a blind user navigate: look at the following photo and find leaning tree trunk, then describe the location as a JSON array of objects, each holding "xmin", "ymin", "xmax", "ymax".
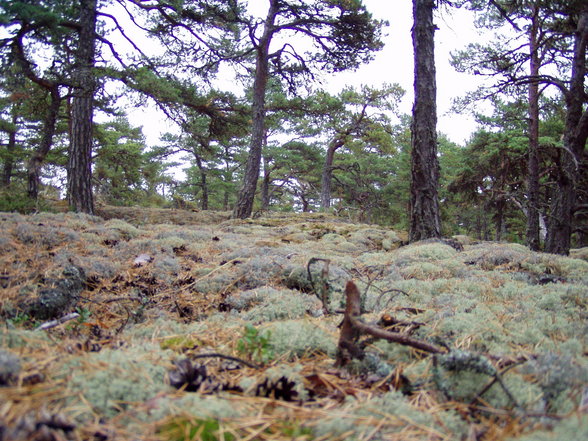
[
  {"xmin": 67, "ymin": 0, "xmax": 96, "ymax": 214},
  {"xmin": 526, "ymin": 4, "xmax": 541, "ymax": 251},
  {"xmin": 545, "ymin": 6, "xmax": 588, "ymax": 255},
  {"xmin": 27, "ymin": 86, "xmax": 61, "ymax": 199},
  {"xmin": 232, "ymin": 1, "xmax": 277, "ymax": 219},
  {"xmin": 409, "ymin": 0, "xmax": 441, "ymax": 242},
  {"xmin": 320, "ymin": 139, "xmax": 344, "ymax": 210}
]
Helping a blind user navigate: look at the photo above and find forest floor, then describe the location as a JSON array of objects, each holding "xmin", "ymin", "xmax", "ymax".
[{"xmin": 1, "ymin": 206, "xmax": 587, "ymax": 441}]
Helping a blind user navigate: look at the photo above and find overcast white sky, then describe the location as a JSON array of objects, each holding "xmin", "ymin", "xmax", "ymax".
[
  {"xmin": 128, "ymin": 1, "xmax": 486, "ymax": 147},
  {"xmin": 329, "ymin": 1, "xmax": 485, "ymax": 144}
]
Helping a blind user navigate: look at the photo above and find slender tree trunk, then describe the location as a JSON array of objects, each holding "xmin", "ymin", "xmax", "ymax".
[
  {"xmin": 495, "ymin": 200, "xmax": 505, "ymax": 242},
  {"xmin": 409, "ymin": 0, "xmax": 441, "ymax": 242},
  {"xmin": 193, "ymin": 154, "xmax": 208, "ymax": 210},
  {"xmin": 27, "ymin": 86, "xmax": 61, "ymax": 199},
  {"xmin": 200, "ymin": 172, "xmax": 208, "ymax": 210},
  {"xmin": 320, "ymin": 139, "xmax": 344, "ymax": 210},
  {"xmin": 301, "ymin": 195, "xmax": 310, "ymax": 212},
  {"xmin": 2, "ymin": 109, "xmax": 18, "ymax": 186},
  {"xmin": 545, "ymin": 6, "xmax": 588, "ymax": 255},
  {"xmin": 526, "ymin": 4, "xmax": 541, "ymax": 251},
  {"xmin": 261, "ymin": 156, "xmax": 271, "ymax": 210},
  {"xmin": 232, "ymin": 1, "xmax": 277, "ymax": 219},
  {"xmin": 67, "ymin": 0, "xmax": 96, "ymax": 214}
]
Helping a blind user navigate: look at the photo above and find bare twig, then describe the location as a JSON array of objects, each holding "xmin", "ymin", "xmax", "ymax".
[
  {"xmin": 36, "ymin": 313, "xmax": 80, "ymax": 331},
  {"xmin": 336, "ymin": 281, "xmax": 446, "ymax": 366},
  {"xmin": 191, "ymin": 353, "xmax": 260, "ymax": 369}
]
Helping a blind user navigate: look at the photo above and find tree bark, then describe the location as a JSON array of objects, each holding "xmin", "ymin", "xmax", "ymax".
[
  {"xmin": 193, "ymin": 153, "xmax": 208, "ymax": 210},
  {"xmin": 409, "ymin": 0, "xmax": 441, "ymax": 242},
  {"xmin": 494, "ymin": 199, "xmax": 505, "ymax": 242},
  {"xmin": 320, "ymin": 139, "xmax": 344, "ymax": 210},
  {"xmin": 67, "ymin": 0, "xmax": 96, "ymax": 214},
  {"xmin": 526, "ymin": 4, "xmax": 541, "ymax": 251},
  {"xmin": 545, "ymin": 6, "xmax": 588, "ymax": 255},
  {"xmin": 232, "ymin": 1, "xmax": 277, "ymax": 219},
  {"xmin": 27, "ymin": 86, "xmax": 61, "ymax": 199},
  {"xmin": 261, "ymin": 155, "xmax": 271, "ymax": 210},
  {"xmin": 2, "ymin": 109, "xmax": 18, "ymax": 187}
]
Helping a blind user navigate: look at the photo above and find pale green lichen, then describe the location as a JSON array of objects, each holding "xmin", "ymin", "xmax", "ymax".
[
  {"xmin": 510, "ymin": 415, "xmax": 588, "ymax": 441},
  {"xmin": 399, "ymin": 261, "xmax": 453, "ymax": 280},
  {"xmin": 520, "ymin": 352, "xmax": 588, "ymax": 413},
  {"xmin": 228, "ymin": 287, "xmax": 320, "ymax": 322},
  {"xmin": 267, "ymin": 319, "xmax": 336, "ymax": 358},
  {"xmin": 134, "ymin": 393, "xmax": 244, "ymax": 423},
  {"xmin": 570, "ymin": 247, "xmax": 588, "ymax": 262},
  {"xmin": 0, "ymin": 328, "xmax": 51, "ymax": 348},
  {"xmin": 462, "ymin": 243, "xmax": 537, "ymax": 270},
  {"xmin": 313, "ymin": 391, "xmax": 468, "ymax": 440},
  {"xmin": 103, "ymin": 218, "xmax": 142, "ymax": 239},
  {"xmin": 123, "ymin": 318, "xmax": 206, "ymax": 341},
  {"xmin": 398, "ymin": 241, "xmax": 459, "ymax": 260},
  {"xmin": 65, "ymin": 343, "xmax": 171, "ymax": 419}
]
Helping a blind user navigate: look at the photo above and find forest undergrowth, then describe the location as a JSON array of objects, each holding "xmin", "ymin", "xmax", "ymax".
[{"xmin": 1, "ymin": 206, "xmax": 587, "ymax": 441}]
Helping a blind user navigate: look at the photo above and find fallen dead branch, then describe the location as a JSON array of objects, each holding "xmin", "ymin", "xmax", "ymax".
[
  {"xmin": 336, "ymin": 281, "xmax": 446, "ymax": 367},
  {"xmin": 36, "ymin": 312, "xmax": 80, "ymax": 331}
]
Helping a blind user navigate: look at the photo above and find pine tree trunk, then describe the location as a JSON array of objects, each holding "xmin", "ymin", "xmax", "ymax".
[
  {"xmin": 526, "ymin": 4, "xmax": 541, "ymax": 251},
  {"xmin": 67, "ymin": 0, "xmax": 96, "ymax": 214},
  {"xmin": 27, "ymin": 86, "xmax": 61, "ymax": 199},
  {"xmin": 261, "ymin": 156, "xmax": 271, "ymax": 210},
  {"xmin": 194, "ymin": 154, "xmax": 208, "ymax": 210},
  {"xmin": 545, "ymin": 6, "xmax": 588, "ymax": 255},
  {"xmin": 409, "ymin": 0, "xmax": 441, "ymax": 242},
  {"xmin": 232, "ymin": 1, "xmax": 277, "ymax": 219},
  {"xmin": 2, "ymin": 110, "xmax": 18, "ymax": 186},
  {"xmin": 320, "ymin": 140, "xmax": 343, "ymax": 210}
]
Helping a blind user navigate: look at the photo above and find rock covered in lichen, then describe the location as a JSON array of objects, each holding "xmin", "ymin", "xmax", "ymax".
[{"xmin": 23, "ymin": 265, "xmax": 86, "ymax": 320}]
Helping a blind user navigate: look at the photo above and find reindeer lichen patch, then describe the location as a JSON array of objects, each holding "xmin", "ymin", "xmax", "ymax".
[
  {"xmin": 394, "ymin": 241, "xmax": 459, "ymax": 264},
  {"xmin": 0, "ymin": 328, "xmax": 50, "ymax": 348},
  {"xmin": 227, "ymin": 287, "xmax": 320, "ymax": 322},
  {"xmin": 124, "ymin": 318, "xmax": 206, "ymax": 341},
  {"xmin": 268, "ymin": 319, "xmax": 337, "ymax": 358},
  {"xmin": 146, "ymin": 394, "xmax": 244, "ymax": 423},
  {"xmin": 510, "ymin": 415, "xmax": 588, "ymax": 441},
  {"xmin": 65, "ymin": 344, "xmax": 171, "ymax": 419},
  {"xmin": 570, "ymin": 247, "xmax": 588, "ymax": 261},
  {"xmin": 103, "ymin": 218, "xmax": 143, "ymax": 239}
]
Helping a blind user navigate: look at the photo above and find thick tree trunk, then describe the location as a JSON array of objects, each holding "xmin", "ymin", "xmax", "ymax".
[
  {"xmin": 526, "ymin": 4, "xmax": 541, "ymax": 251},
  {"xmin": 545, "ymin": 6, "xmax": 588, "ymax": 255},
  {"xmin": 232, "ymin": 1, "xmax": 277, "ymax": 219},
  {"xmin": 409, "ymin": 0, "xmax": 441, "ymax": 242},
  {"xmin": 27, "ymin": 86, "xmax": 61, "ymax": 199},
  {"xmin": 320, "ymin": 140, "xmax": 343, "ymax": 210},
  {"xmin": 67, "ymin": 0, "xmax": 96, "ymax": 214}
]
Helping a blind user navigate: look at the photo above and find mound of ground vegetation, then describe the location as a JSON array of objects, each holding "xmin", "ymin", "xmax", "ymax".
[{"xmin": 1, "ymin": 207, "xmax": 587, "ymax": 441}]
